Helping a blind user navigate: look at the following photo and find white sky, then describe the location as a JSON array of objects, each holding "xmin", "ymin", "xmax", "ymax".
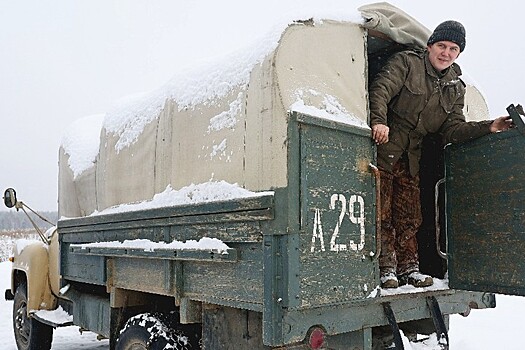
[{"xmin": 1, "ymin": 0, "xmax": 523, "ymax": 211}]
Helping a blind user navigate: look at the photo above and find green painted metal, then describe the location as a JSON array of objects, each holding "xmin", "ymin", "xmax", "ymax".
[
  {"xmin": 296, "ymin": 114, "xmax": 377, "ymax": 307},
  {"xmin": 59, "ymin": 196, "xmax": 272, "ymax": 309},
  {"xmin": 59, "ymin": 195, "xmax": 275, "ymax": 230},
  {"xmin": 445, "ymin": 128, "xmax": 525, "ymax": 295},
  {"xmin": 261, "ymin": 113, "xmax": 377, "ymax": 345},
  {"xmin": 66, "ymin": 289, "xmax": 112, "ymax": 338},
  {"xmin": 57, "ymin": 112, "xmax": 498, "ymax": 348},
  {"xmin": 280, "ymin": 289, "xmax": 493, "ymax": 345}
]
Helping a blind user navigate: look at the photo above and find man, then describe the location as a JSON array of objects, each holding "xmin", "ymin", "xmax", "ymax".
[{"xmin": 369, "ymin": 20, "xmax": 512, "ymax": 289}]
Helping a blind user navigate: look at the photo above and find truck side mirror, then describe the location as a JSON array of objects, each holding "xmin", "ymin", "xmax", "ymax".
[{"xmin": 3, "ymin": 188, "xmax": 17, "ymax": 208}]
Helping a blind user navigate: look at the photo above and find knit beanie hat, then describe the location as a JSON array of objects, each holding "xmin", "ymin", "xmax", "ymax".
[{"xmin": 427, "ymin": 20, "xmax": 466, "ymax": 52}]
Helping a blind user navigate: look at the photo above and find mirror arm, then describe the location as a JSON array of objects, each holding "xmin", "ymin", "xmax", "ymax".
[
  {"xmin": 15, "ymin": 201, "xmax": 55, "ymax": 226},
  {"xmin": 16, "ymin": 201, "xmax": 51, "ymax": 245}
]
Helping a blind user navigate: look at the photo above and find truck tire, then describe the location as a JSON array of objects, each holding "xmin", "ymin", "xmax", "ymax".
[
  {"xmin": 13, "ymin": 283, "xmax": 53, "ymax": 350},
  {"xmin": 116, "ymin": 313, "xmax": 196, "ymax": 350}
]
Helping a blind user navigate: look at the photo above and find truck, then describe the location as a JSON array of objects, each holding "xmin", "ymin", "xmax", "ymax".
[{"xmin": 4, "ymin": 2, "xmax": 525, "ymax": 349}]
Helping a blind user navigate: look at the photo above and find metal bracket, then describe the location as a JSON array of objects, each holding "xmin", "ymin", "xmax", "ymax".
[
  {"xmin": 434, "ymin": 178, "xmax": 447, "ymax": 260},
  {"xmin": 426, "ymin": 296, "xmax": 449, "ymax": 349},
  {"xmin": 507, "ymin": 104, "xmax": 525, "ymax": 135},
  {"xmin": 382, "ymin": 302, "xmax": 405, "ymax": 350},
  {"xmin": 369, "ymin": 163, "xmax": 382, "ymax": 259}
]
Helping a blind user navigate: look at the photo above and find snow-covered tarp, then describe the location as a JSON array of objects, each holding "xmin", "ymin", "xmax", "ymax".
[{"xmin": 58, "ymin": 2, "xmax": 489, "ymax": 218}]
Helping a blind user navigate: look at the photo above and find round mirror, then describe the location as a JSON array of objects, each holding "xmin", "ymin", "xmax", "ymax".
[{"xmin": 3, "ymin": 188, "xmax": 17, "ymax": 208}]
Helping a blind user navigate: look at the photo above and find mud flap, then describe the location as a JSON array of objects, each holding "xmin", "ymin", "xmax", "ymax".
[
  {"xmin": 382, "ymin": 297, "xmax": 449, "ymax": 350},
  {"xmin": 426, "ymin": 296, "xmax": 449, "ymax": 349},
  {"xmin": 382, "ymin": 302, "xmax": 404, "ymax": 350}
]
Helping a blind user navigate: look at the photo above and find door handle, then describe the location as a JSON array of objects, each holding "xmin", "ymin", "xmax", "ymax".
[
  {"xmin": 435, "ymin": 178, "xmax": 447, "ymax": 260},
  {"xmin": 369, "ymin": 164, "xmax": 381, "ymax": 260}
]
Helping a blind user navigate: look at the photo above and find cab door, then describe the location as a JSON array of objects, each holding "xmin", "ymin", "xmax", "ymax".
[{"xmin": 445, "ymin": 106, "xmax": 525, "ymax": 295}]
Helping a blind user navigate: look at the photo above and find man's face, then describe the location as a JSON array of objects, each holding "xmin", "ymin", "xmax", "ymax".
[{"xmin": 427, "ymin": 41, "xmax": 461, "ymax": 72}]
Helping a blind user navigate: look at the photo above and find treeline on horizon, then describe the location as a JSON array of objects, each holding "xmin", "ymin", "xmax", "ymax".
[{"xmin": 0, "ymin": 210, "xmax": 58, "ymax": 231}]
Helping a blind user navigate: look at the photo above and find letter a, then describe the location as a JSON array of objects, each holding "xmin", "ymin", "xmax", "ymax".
[{"xmin": 311, "ymin": 209, "xmax": 326, "ymax": 252}]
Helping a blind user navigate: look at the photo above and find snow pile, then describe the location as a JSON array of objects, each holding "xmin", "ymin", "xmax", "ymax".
[
  {"xmin": 34, "ymin": 306, "xmax": 73, "ymax": 325},
  {"xmin": 402, "ymin": 332, "xmax": 445, "ymax": 350},
  {"xmin": 60, "ymin": 114, "xmax": 104, "ymax": 178},
  {"xmin": 366, "ymin": 278, "xmax": 449, "ymax": 298},
  {"xmin": 102, "ymin": 10, "xmax": 364, "ymax": 152},
  {"xmin": 73, "ymin": 237, "xmax": 230, "ymax": 254},
  {"xmin": 89, "ymin": 180, "xmax": 273, "ymax": 216},
  {"xmin": 291, "ymin": 89, "xmax": 370, "ymax": 129},
  {"xmin": 379, "ymin": 278, "xmax": 449, "ymax": 296}
]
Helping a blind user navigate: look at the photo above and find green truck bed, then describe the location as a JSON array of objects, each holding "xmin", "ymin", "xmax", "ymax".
[{"xmin": 57, "ymin": 113, "xmax": 495, "ymax": 348}]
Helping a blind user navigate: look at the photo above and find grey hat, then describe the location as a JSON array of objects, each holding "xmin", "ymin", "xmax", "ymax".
[{"xmin": 427, "ymin": 20, "xmax": 466, "ymax": 52}]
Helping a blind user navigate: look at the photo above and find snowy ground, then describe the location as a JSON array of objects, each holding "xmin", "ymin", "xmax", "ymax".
[
  {"xmin": 0, "ymin": 260, "xmax": 108, "ymax": 350},
  {"xmin": 0, "ymin": 259, "xmax": 524, "ymax": 349}
]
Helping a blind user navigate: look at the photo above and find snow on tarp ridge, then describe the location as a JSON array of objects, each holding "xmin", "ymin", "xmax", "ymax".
[
  {"xmin": 60, "ymin": 114, "xmax": 104, "ymax": 178},
  {"xmin": 102, "ymin": 9, "xmax": 364, "ymax": 152},
  {"xmin": 103, "ymin": 24, "xmax": 282, "ymax": 153}
]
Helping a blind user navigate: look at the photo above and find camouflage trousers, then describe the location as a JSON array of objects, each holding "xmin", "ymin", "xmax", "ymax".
[{"xmin": 378, "ymin": 157, "xmax": 422, "ymax": 275}]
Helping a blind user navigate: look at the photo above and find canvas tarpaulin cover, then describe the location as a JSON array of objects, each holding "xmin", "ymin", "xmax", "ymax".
[{"xmin": 58, "ymin": 2, "xmax": 488, "ymax": 218}]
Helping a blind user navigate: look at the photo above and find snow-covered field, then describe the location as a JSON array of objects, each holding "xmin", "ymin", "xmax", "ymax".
[
  {"xmin": 0, "ymin": 232, "xmax": 38, "ymax": 263},
  {"xmin": 0, "ymin": 243, "xmax": 524, "ymax": 350}
]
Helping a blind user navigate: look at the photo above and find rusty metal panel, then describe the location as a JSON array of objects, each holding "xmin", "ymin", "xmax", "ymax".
[{"xmin": 445, "ymin": 129, "xmax": 525, "ymax": 295}]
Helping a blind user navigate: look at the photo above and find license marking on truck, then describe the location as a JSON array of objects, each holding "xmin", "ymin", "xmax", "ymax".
[{"xmin": 311, "ymin": 193, "xmax": 365, "ymax": 253}]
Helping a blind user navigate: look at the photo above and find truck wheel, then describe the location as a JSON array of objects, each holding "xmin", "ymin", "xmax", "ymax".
[
  {"xmin": 13, "ymin": 283, "xmax": 53, "ymax": 350},
  {"xmin": 116, "ymin": 313, "xmax": 195, "ymax": 350}
]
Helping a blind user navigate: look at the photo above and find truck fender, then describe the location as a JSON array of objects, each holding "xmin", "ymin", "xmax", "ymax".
[{"xmin": 11, "ymin": 240, "xmax": 57, "ymax": 315}]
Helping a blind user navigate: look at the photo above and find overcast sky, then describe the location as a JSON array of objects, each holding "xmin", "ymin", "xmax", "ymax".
[{"xmin": 1, "ymin": 0, "xmax": 523, "ymax": 212}]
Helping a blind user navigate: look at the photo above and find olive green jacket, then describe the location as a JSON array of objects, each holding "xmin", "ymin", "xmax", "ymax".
[{"xmin": 369, "ymin": 49, "xmax": 492, "ymax": 176}]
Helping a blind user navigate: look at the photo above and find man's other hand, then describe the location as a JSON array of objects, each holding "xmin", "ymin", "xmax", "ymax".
[
  {"xmin": 372, "ymin": 124, "xmax": 390, "ymax": 144},
  {"xmin": 489, "ymin": 116, "xmax": 513, "ymax": 133}
]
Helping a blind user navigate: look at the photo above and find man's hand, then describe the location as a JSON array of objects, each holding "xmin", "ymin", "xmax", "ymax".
[
  {"xmin": 490, "ymin": 116, "xmax": 513, "ymax": 133},
  {"xmin": 372, "ymin": 124, "xmax": 390, "ymax": 144}
]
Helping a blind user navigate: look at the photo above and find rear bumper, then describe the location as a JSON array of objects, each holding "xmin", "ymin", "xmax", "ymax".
[{"xmin": 280, "ymin": 289, "xmax": 495, "ymax": 345}]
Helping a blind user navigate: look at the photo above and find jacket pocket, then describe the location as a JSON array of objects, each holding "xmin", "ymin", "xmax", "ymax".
[
  {"xmin": 440, "ymin": 82, "xmax": 463, "ymax": 113},
  {"xmin": 390, "ymin": 79, "xmax": 425, "ymax": 119}
]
